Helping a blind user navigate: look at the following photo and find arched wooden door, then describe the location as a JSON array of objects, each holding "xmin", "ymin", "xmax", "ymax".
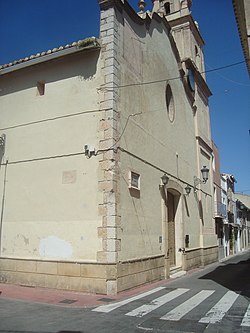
[{"xmin": 167, "ymin": 192, "xmax": 176, "ymax": 266}]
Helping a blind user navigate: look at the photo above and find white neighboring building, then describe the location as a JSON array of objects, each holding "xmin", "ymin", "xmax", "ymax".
[
  {"xmin": 235, "ymin": 193, "xmax": 250, "ymax": 251},
  {"xmin": 220, "ymin": 177, "xmax": 250, "ymax": 258},
  {"xmin": 221, "ymin": 174, "xmax": 239, "ymax": 256},
  {"xmin": 221, "ymin": 175, "xmax": 229, "ymax": 257}
]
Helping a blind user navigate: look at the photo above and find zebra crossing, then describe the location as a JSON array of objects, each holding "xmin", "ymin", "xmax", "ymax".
[{"xmin": 92, "ymin": 286, "xmax": 250, "ymax": 327}]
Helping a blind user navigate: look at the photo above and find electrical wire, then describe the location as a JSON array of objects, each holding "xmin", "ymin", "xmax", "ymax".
[
  {"xmin": 100, "ymin": 60, "xmax": 246, "ymax": 90},
  {"xmin": 0, "ymin": 108, "xmax": 107, "ymax": 131},
  {"xmin": 117, "ymin": 146, "xmax": 211, "ymax": 197},
  {"xmin": 0, "ymin": 151, "xmax": 84, "ymax": 166},
  {"xmin": 117, "ymin": 110, "xmax": 196, "ymax": 165},
  {"xmin": 1, "ymin": 61, "xmax": 245, "ymax": 132},
  {"xmin": 95, "ymin": 112, "xmax": 143, "ymax": 156},
  {"xmin": 205, "ymin": 61, "xmax": 250, "ymax": 87},
  {"xmin": 0, "ymin": 144, "xmax": 211, "ymax": 196},
  {"xmin": 0, "ymin": 59, "xmax": 234, "ymax": 197},
  {"xmin": 204, "ymin": 61, "xmax": 246, "ymax": 73},
  {"xmin": 0, "ymin": 105, "xmax": 200, "ymax": 184}
]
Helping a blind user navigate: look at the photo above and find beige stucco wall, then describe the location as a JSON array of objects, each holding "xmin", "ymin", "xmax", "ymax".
[
  {"xmin": 0, "ymin": 1, "xmax": 218, "ymax": 294},
  {"xmin": 0, "ymin": 50, "xmax": 103, "ymax": 261},
  {"xmin": 113, "ymin": 9, "xmax": 211, "ymax": 263}
]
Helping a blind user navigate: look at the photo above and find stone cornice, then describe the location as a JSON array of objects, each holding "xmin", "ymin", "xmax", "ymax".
[{"xmin": 168, "ymin": 14, "xmax": 205, "ymax": 47}]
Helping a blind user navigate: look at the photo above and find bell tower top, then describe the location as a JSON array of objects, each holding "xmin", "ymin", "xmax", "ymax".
[
  {"xmin": 152, "ymin": 0, "xmax": 192, "ymax": 17},
  {"xmin": 151, "ymin": 0, "xmax": 205, "ymax": 74}
]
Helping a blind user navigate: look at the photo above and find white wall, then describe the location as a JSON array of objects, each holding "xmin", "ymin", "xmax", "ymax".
[
  {"xmin": 0, "ymin": 50, "xmax": 103, "ymax": 261},
  {"xmin": 114, "ymin": 10, "xmax": 204, "ymax": 261}
]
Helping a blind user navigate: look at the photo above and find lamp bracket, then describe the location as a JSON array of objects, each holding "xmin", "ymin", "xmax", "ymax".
[
  {"xmin": 194, "ymin": 176, "xmax": 205, "ymax": 192},
  {"xmin": 194, "ymin": 176, "xmax": 205, "ymax": 186}
]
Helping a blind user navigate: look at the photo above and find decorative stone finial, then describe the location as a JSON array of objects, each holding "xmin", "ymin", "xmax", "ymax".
[
  {"xmin": 151, "ymin": 0, "xmax": 160, "ymax": 14},
  {"xmin": 138, "ymin": 0, "xmax": 146, "ymax": 12}
]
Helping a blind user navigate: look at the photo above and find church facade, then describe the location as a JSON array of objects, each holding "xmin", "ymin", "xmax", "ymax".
[{"xmin": 0, "ymin": 0, "xmax": 217, "ymax": 295}]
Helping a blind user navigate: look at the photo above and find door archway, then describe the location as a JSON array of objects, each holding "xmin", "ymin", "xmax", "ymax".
[
  {"xmin": 162, "ymin": 179, "xmax": 184, "ymax": 274},
  {"xmin": 167, "ymin": 191, "xmax": 176, "ymax": 266}
]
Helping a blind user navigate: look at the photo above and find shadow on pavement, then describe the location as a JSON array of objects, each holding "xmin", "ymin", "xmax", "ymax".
[
  {"xmin": 0, "ymin": 331, "xmax": 83, "ymax": 333},
  {"xmin": 199, "ymin": 257, "xmax": 250, "ymax": 300}
]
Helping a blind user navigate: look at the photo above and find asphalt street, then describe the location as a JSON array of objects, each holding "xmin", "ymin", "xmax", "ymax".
[{"xmin": 0, "ymin": 251, "xmax": 250, "ymax": 333}]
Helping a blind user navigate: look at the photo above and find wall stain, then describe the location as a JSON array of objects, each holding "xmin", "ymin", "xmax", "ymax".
[
  {"xmin": 39, "ymin": 235, "xmax": 73, "ymax": 258},
  {"xmin": 18, "ymin": 234, "xmax": 29, "ymax": 245}
]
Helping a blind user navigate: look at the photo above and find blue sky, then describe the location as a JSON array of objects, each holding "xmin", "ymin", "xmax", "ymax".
[{"xmin": 0, "ymin": 0, "xmax": 249, "ymax": 193}]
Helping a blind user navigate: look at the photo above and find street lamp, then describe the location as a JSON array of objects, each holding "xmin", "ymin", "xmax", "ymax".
[
  {"xmin": 161, "ymin": 174, "xmax": 169, "ymax": 186},
  {"xmin": 184, "ymin": 185, "xmax": 192, "ymax": 195},
  {"xmin": 159, "ymin": 173, "xmax": 169, "ymax": 191},
  {"xmin": 194, "ymin": 166, "xmax": 209, "ymax": 192}
]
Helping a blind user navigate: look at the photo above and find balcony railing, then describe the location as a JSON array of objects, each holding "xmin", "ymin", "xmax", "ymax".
[{"xmin": 214, "ymin": 201, "xmax": 227, "ymax": 218}]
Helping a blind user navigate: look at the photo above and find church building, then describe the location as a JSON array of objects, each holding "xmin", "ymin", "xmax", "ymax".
[{"xmin": 0, "ymin": 0, "xmax": 217, "ymax": 295}]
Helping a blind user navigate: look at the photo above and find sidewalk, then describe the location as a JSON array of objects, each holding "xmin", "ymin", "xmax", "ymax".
[
  {"xmin": 0, "ymin": 278, "xmax": 170, "ymax": 309},
  {"xmin": 1, "ymin": 252, "xmax": 245, "ymax": 309}
]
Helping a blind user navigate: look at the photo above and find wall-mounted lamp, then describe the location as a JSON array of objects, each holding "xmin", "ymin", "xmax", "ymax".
[
  {"xmin": 161, "ymin": 174, "xmax": 169, "ymax": 186},
  {"xmin": 194, "ymin": 166, "xmax": 209, "ymax": 192},
  {"xmin": 159, "ymin": 173, "xmax": 169, "ymax": 191},
  {"xmin": 184, "ymin": 185, "xmax": 192, "ymax": 196},
  {"xmin": 84, "ymin": 144, "xmax": 96, "ymax": 158}
]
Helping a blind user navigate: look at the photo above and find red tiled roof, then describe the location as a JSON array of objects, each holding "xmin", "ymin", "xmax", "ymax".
[{"xmin": 0, "ymin": 37, "xmax": 100, "ymax": 71}]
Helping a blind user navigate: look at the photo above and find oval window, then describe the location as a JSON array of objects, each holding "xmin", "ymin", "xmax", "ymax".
[{"xmin": 166, "ymin": 85, "xmax": 175, "ymax": 122}]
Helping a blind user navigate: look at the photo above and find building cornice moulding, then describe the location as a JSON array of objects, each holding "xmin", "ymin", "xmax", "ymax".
[{"xmin": 169, "ymin": 14, "xmax": 205, "ymax": 47}]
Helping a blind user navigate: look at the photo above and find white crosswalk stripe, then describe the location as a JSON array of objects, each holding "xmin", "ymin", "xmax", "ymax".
[
  {"xmin": 199, "ymin": 290, "xmax": 239, "ymax": 324},
  {"xmin": 125, "ymin": 288, "xmax": 189, "ymax": 318},
  {"xmin": 92, "ymin": 286, "xmax": 166, "ymax": 313},
  {"xmin": 92, "ymin": 287, "xmax": 249, "ymax": 328},
  {"xmin": 160, "ymin": 289, "xmax": 215, "ymax": 321},
  {"xmin": 241, "ymin": 303, "xmax": 250, "ymax": 327}
]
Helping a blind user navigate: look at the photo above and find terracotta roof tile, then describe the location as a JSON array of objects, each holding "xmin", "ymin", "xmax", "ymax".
[{"xmin": 0, "ymin": 37, "xmax": 99, "ymax": 71}]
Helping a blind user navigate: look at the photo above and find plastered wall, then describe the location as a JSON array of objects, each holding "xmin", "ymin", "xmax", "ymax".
[
  {"xmin": 0, "ymin": 51, "xmax": 104, "ymax": 261},
  {"xmin": 114, "ymin": 9, "xmax": 210, "ymax": 262}
]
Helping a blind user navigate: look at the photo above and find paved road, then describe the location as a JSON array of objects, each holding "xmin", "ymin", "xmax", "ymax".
[{"xmin": 0, "ymin": 251, "xmax": 250, "ymax": 333}]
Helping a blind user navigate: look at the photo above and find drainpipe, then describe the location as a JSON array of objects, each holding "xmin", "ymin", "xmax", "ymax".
[{"xmin": 0, "ymin": 159, "xmax": 8, "ymax": 256}]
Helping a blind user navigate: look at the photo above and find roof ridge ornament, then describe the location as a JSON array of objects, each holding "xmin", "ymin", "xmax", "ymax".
[{"xmin": 138, "ymin": 0, "xmax": 146, "ymax": 13}]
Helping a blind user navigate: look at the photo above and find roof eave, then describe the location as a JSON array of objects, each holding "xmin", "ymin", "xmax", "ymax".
[
  {"xmin": 232, "ymin": 0, "xmax": 250, "ymax": 76},
  {"xmin": 0, "ymin": 40, "xmax": 100, "ymax": 76}
]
